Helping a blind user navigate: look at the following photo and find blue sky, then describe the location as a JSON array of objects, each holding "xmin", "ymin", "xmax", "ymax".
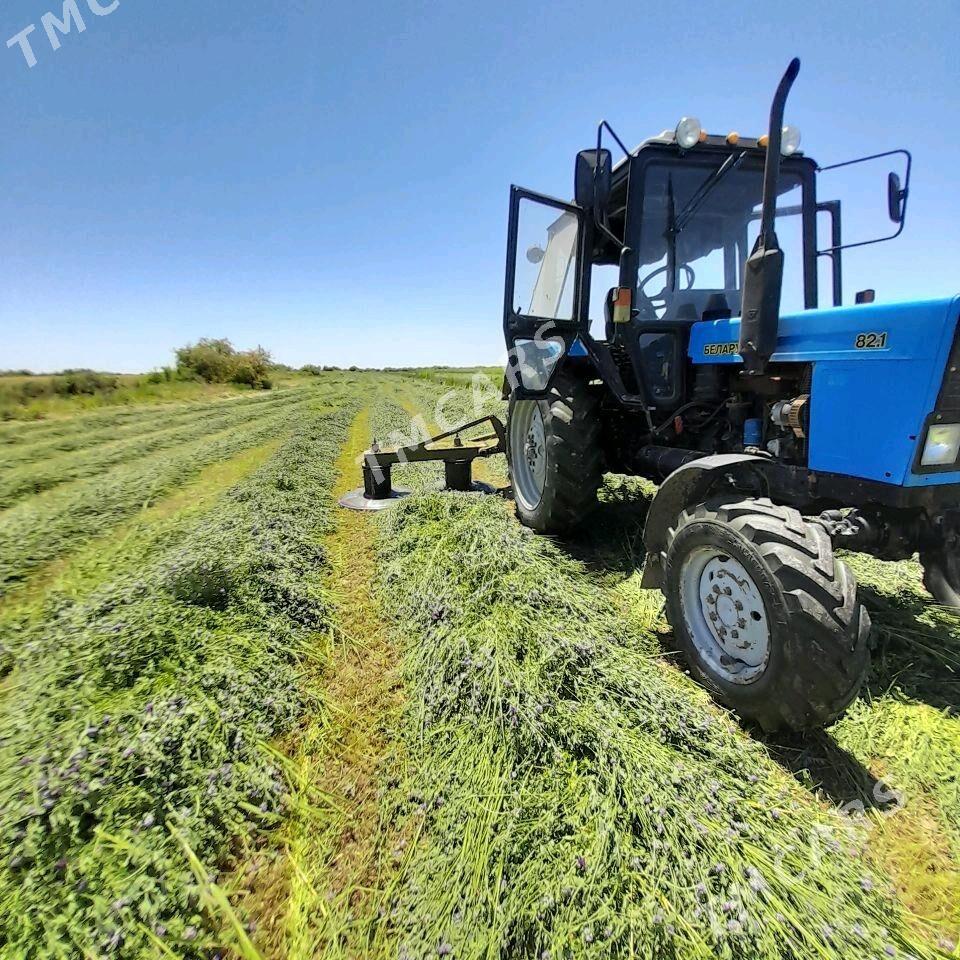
[{"xmin": 1, "ymin": 0, "xmax": 958, "ymax": 372}]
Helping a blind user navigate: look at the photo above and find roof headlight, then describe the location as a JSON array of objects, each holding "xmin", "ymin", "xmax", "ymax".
[
  {"xmin": 781, "ymin": 124, "xmax": 801, "ymax": 156},
  {"xmin": 675, "ymin": 117, "xmax": 703, "ymax": 150}
]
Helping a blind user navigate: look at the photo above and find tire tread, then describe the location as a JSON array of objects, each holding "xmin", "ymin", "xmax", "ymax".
[
  {"xmin": 664, "ymin": 496, "xmax": 870, "ymax": 731},
  {"xmin": 507, "ymin": 371, "xmax": 603, "ymax": 533}
]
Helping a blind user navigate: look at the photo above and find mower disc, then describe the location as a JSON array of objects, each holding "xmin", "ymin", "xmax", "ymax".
[{"xmin": 338, "ymin": 487, "xmax": 411, "ymax": 512}]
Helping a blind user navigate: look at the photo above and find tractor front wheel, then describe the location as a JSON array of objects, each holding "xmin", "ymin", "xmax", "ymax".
[
  {"xmin": 663, "ymin": 497, "xmax": 871, "ymax": 731},
  {"xmin": 921, "ymin": 547, "xmax": 960, "ymax": 609},
  {"xmin": 507, "ymin": 371, "xmax": 602, "ymax": 534}
]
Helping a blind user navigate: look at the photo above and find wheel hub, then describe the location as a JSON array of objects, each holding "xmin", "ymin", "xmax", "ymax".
[
  {"xmin": 509, "ymin": 401, "xmax": 547, "ymax": 511},
  {"xmin": 524, "ymin": 430, "xmax": 543, "ymax": 470},
  {"xmin": 680, "ymin": 549, "xmax": 771, "ymax": 684}
]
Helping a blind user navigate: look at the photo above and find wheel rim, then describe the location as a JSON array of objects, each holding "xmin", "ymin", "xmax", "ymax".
[
  {"xmin": 509, "ymin": 400, "xmax": 546, "ymax": 511},
  {"xmin": 678, "ymin": 546, "xmax": 771, "ymax": 685}
]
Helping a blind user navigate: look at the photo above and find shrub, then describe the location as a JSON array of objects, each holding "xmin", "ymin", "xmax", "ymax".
[
  {"xmin": 175, "ymin": 338, "xmax": 236, "ymax": 383},
  {"xmin": 51, "ymin": 371, "xmax": 119, "ymax": 397},
  {"xmin": 175, "ymin": 339, "xmax": 273, "ymax": 389},
  {"xmin": 230, "ymin": 349, "xmax": 272, "ymax": 390}
]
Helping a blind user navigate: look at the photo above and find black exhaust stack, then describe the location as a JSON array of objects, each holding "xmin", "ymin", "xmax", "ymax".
[{"xmin": 738, "ymin": 58, "xmax": 800, "ymax": 374}]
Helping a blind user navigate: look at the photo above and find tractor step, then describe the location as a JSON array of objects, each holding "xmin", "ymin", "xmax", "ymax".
[{"xmin": 338, "ymin": 415, "xmax": 505, "ymax": 512}]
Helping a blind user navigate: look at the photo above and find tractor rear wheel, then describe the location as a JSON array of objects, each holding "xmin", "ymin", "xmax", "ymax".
[
  {"xmin": 662, "ymin": 497, "xmax": 871, "ymax": 731},
  {"xmin": 507, "ymin": 371, "xmax": 602, "ymax": 534}
]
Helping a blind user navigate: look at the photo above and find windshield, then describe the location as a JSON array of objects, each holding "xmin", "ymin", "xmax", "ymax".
[{"xmin": 636, "ymin": 159, "xmax": 806, "ymax": 320}]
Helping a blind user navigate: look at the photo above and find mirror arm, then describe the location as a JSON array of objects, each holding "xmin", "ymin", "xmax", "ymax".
[
  {"xmin": 815, "ymin": 148, "xmax": 911, "ymax": 255},
  {"xmin": 591, "ymin": 120, "xmax": 628, "ymax": 250},
  {"xmin": 596, "ymin": 119, "xmax": 631, "ymax": 160},
  {"xmin": 816, "ymin": 147, "xmax": 912, "ymax": 175}
]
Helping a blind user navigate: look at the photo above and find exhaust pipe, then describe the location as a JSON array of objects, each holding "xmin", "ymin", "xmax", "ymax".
[{"xmin": 738, "ymin": 58, "xmax": 801, "ymax": 374}]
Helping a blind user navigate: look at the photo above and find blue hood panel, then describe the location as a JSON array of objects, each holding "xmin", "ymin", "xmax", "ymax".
[{"xmin": 688, "ymin": 297, "xmax": 960, "ymax": 486}]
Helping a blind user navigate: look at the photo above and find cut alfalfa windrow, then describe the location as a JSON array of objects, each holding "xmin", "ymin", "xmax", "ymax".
[
  {"xmin": 373, "ymin": 493, "xmax": 942, "ymax": 960},
  {"xmin": 0, "ymin": 401, "xmax": 357, "ymax": 959}
]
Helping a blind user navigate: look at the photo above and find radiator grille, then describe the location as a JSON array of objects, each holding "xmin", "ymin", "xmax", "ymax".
[{"xmin": 936, "ymin": 321, "xmax": 960, "ymax": 419}]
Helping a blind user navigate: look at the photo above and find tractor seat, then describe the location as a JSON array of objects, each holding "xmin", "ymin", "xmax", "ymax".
[
  {"xmin": 702, "ymin": 292, "xmax": 732, "ymax": 321},
  {"xmin": 667, "ymin": 291, "xmax": 733, "ymax": 324}
]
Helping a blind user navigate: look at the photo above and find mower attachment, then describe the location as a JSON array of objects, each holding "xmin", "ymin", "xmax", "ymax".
[{"xmin": 338, "ymin": 415, "xmax": 506, "ymax": 511}]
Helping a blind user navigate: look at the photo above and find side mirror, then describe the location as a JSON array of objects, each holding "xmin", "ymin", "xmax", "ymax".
[
  {"xmin": 888, "ymin": 171, "xmax": 906, "ymax": 223},
  {"xmin": 574, "ymin": 148, "xmax": 612, "ymax": 214}
]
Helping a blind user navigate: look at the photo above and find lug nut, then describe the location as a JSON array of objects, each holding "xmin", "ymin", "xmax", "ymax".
[
  {"xmin": 734, "ymin": 600, "xmax": 744, "ymax": 611},
  {"xmin": 713, "ymin": 585, "xmax": 721, "ymax": 595},
  {"xmin": 723, "ymin": 587, "xmax": 733, "ymax": 596},
  {"xmin": 709, "ymin": 612, "xmax": 719, "ymax": 622},
  {"xmin": 738, "ymin": 618, "xmax": 747, "ymax": 629},
  {"xmin": 731, "ymin": 630, "xmax": 739, "ymax": 639}
]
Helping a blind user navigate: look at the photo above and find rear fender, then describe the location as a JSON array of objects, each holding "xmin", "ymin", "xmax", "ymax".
[{"xmin": 640, "ymin": 454, "xmax": 773, "ymax": 588}]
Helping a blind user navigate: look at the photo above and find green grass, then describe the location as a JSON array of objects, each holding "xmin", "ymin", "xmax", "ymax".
[
  {"xmin": 2, "ymin": 368, "xmax": 958, "ymax": 958},
  {"xmin": 406, "ymin": 366, "xmax": 505, "ymax": 391},
  {"xmin": 370, "ymin": 493, "xmax": 942, "ymax": 959},
  {"xmin": 0, "ymin": 437, "xmax": 285, "ymax": 627},
  {"xmin": 0, "ymin": 393, "xmax": 321, "ymax": 595},
  {"xmin": 0, "ymin": 390, "xmax": 300, "ymax": 508},
  {"xmin": 0, "ymin": 400, "xmax": 357, "ymax": 957},
  {"xmin": 0, "ymin": 388, "xmax": 287, "ymax": 469},
  {"xmin": 0, "ymin": 373, "xmax": 255, "ymax": 422},
  {"xmin": 0, "ymin": 368, "xmax": 326, "ymax": 422}
]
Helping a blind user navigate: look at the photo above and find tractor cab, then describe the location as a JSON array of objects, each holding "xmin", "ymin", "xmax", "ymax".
[
  {"xmin": 503, "ymin": 99, "xmax": 909, "ymax": 419},
  {"xmin": 594, "ymin": 136, "xmax": 812, "ymax": 328},
  {"xmin": 588, "ymin": 137, "xmax": 817, "ymax": 412}
]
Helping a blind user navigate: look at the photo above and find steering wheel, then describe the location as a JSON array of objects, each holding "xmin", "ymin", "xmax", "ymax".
[{"xmin": 638, "ymin": 263, "xmax": 696, "ymax": 315}]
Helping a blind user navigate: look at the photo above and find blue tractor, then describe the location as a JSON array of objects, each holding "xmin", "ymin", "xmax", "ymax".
[{"xmin": 501, "ymin": 59, "xmax": 956, "ymax": 730}]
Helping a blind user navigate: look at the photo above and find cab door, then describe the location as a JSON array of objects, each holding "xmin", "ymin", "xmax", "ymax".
[{"xmin": 503, "ymin": 187, "xmax": 590, "ymax": 347}]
